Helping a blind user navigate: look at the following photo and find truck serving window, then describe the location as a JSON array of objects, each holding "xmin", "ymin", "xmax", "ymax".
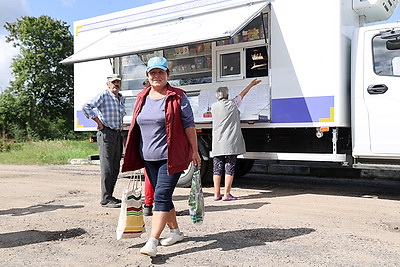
[
  {"xmin": 164, "ymin": 42, "xmax": 212, "ymax": 86},
  {"xmin": 216, "ymin": 15, "xmax": 265, "ymax": 46},
  {"xmin": 372, "ymin": 32, "xmax": 400, "ymax": 76},
  {"xmin": 119, "ymin": 45, "xmax": 212, "ymax": 88},
  {"xmin": 120, "ymin": 53, "xmax": 160, "ymax": 91}
]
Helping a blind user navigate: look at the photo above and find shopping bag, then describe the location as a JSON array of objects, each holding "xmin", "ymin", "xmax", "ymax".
[
  {"xmin": 116, "ymin": 173, "xmax": 145, "ymax": 240},
  {"xmin": 188, "ymin": 166, "xmax": 205, "ymax": 224}
]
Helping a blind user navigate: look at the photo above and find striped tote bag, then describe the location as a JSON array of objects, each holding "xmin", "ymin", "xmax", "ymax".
[{"xmin": 116, "ymin": 173, "xmax": 145, "ymax": 240}]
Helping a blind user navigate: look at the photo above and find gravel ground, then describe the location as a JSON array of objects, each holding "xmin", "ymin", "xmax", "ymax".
[{"xmin": 0, "ymin": 164, "xmax": 399, "ymax": 267}]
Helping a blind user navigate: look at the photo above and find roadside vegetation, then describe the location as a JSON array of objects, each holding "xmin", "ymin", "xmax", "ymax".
[
  {"xmin": 0, "ymin": 17, "xmax": 94, "ymax": 165},
  {"xmin": 0, "ymin": 16, "xmax": 74, "ymax": 141},
  {"xmin": 0, "ymin": 139, "xmax": 98, "ymax": 165}
]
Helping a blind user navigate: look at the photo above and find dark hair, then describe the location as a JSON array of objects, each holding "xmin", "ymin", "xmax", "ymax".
[{"xmin": 142, "ymin": 79, "xmax": 150, "ymax": 87}]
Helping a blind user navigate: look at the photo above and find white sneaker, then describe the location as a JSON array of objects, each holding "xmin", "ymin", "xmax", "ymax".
[
  {"xmin": 160, "ymin": 232, "xmax": 184, "ymax": 246},
  {"xmin": 140, "ymin": 239, "xmax": 158, "ymax": 257}
]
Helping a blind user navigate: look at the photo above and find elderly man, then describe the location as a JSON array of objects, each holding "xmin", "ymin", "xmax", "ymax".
[{"xmin": 83, "ymin": 74, "xmax": 125, "ymax": 208}]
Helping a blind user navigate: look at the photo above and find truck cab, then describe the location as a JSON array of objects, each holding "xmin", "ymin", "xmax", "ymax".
[{"xmin": 352, "ymin": 24, "xmax": 400, "ymax": 167}]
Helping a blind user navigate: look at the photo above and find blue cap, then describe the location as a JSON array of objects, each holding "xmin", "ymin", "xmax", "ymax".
[{"xmin": 146, "ymin": 57, "xmax": 168, "ymax": 72}]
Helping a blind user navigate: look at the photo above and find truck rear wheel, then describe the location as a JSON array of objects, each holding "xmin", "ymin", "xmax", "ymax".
[{"xmin": 234, "ymin": 159, "xmax": 255, "ymax": 178}]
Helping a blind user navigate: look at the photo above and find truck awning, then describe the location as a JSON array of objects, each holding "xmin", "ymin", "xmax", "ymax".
[{"xmin": 61, "ymin": 1, "xmax": 267, "ymax": 64}]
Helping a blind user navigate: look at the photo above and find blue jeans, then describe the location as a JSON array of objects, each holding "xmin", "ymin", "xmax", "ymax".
[{"xmin": 144, "ymin": 160, "xmax": 182, "ymax": 212}]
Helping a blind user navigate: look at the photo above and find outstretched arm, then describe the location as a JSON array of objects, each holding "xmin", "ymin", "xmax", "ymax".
[{"xmin": 239, "ymin": 79, "xmax": 262, "ymax": 99}]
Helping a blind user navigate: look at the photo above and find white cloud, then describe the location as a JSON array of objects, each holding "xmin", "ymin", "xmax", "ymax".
[
  {"xmin": 0, "ymin": 35, "xmax": 18, "ymax": 91},
  {"xmin": 0, "ymin": 0, "xmax": 28, "ymax": 91},
  {"xmin": 61, "ymin": 0, "xmax": 76, "ymax": 8}
]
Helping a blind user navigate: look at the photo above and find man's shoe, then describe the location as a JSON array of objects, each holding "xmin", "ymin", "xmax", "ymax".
[
  {"xmin": 140, "ymin": 239, "xmax": 158, "ymax": 257},
  {"xmin": 143, "ymin": 205, "xmax": 153, "ymax": 216},
  {"xmin": 110, "ymin": 197, "xmax": 122, "ymax": 204},
  {"xmin": 160, "ymin": 232, "xmax": 184, "ymax": 246},
  {"xmin": 101, "ymin": 200, "xmax": 121, "ymax": 208}
]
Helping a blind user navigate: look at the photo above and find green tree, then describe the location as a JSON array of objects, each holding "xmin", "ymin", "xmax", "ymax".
[{"xmin": 2, "ymin": 15, "xmax": 74, "ymax": 140}]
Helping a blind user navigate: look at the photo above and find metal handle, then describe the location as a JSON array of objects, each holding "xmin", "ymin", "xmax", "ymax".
[{"xmin": 367, "ymin": 84, "xmax": 388, "ymax": 94}]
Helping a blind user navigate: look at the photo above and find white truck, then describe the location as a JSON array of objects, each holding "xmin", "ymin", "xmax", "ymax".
[{"xmin": 62, "ymin": 0, "xmax": 400, "ymax": 186}]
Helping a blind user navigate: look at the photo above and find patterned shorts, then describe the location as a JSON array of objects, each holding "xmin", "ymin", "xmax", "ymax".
[{"xmin": 213, "ymin": 155, "xmax": 237, "ymax": 176}]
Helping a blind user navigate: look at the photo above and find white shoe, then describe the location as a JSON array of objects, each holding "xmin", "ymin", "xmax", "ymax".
[
  {"xmin": 140, "ymin": 239, "xmax": 158, "ymax": 257},
  {"xmin": 160, "ymin": 232, "xmax": 184, "ymax": 246}
]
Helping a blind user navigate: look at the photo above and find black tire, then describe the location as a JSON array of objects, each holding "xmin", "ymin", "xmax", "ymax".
[
  {"xmin": 199, "ymin": 158, "xmax": 213, "ymax": 184},
  {"xmin": 234, "ymin": 159, "xmax": 255, "ymax": 178},
  {"xmin": 197, "ymin": 136, "xmax": 213, "ymax": 183}
]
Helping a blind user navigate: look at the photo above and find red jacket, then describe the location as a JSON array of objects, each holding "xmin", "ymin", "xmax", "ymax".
[{"xmin": 122, "ymin": 84, "xmax": 192, "ymax": 174}]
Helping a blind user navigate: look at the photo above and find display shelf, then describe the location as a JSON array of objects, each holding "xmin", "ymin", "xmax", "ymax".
[
  {"xmin": 167, "ymin": 52, "xmax": 211, "ymax": 60},
  {"xmin": 170, "ymin": 68, "xmax": 211, "ymax": 78},
  {"xmin": 167, "ymin": 53, "xmax": 212, "ymax": 78}
]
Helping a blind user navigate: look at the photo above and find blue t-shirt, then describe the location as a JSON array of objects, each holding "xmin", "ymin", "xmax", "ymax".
[{"xmin": 136, "ymin": 94, "xmax": 194, "ymax": 161}]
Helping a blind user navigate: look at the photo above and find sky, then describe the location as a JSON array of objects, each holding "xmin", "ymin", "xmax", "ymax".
[
  {"xmin": 0, "ymin": 0, "xmax": 164, "ymax": 91},
  {"xmin": 0, "ymin": 0, "xmax": 400, "ymax": 91}
]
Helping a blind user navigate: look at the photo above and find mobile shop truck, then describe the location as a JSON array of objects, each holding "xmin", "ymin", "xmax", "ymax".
[{"xmin": 62, "ymin": 0, "xmax": 400, "ymax": 187}]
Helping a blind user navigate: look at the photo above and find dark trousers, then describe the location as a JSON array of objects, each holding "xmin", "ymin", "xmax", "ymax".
[
  {"xmin": 144, "ymin": 160, "xmax": 182, "ymax": 212},
  {"xmin": 97, "ymin": 127, "xmax": 122, "ymax": 204}
]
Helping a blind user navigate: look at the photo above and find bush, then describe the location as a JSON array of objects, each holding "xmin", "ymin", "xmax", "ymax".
[{"xmin": 0, "ymin": 139, "xmax": 11, "ymax": 152}]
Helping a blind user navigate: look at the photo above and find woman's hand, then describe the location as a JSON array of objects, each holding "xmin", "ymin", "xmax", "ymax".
[
  {"xmin": 250, "ymin": 78, "xmax": 262, "ymax": 87},
  {"xmin": 192, "ymin": 151, "xmax": 201, "ymax": 167}
]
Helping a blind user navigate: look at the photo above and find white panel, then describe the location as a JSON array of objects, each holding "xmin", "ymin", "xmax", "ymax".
[{"xmin": 62, "ymin": 1, "xmax": 267, "ymax": 64}]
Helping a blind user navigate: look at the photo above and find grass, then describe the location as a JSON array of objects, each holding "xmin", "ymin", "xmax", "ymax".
[{"xmin": 0, "ymin": 140, "xmax": 98, "ymax": 165}]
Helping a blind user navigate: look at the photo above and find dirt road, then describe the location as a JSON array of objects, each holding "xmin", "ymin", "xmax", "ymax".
[{"xmin": 1, "ymin": 164, "xmax": 399, "ymax": 266}]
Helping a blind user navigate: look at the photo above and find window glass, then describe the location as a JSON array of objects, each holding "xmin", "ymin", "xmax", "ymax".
[
  {"xmin": 220, "ymin": 52, "xmax": 241, "ymax": 77},
  {"xmin": 393, "ymin": 57, "xmax": 400, "ymax": 75},
  {"xmin": 120, "ymin": 45, "xmax": 212, "ymax": 88},
  {"xmin": 120, "ymin": 51, "xmax": 162, "ymax": 91},
  {"xmin": 217, "ymin": 15, "xmax": 265, "ymax": 46},
  {"xmin": 164, "ymin": 42, "xmax": 212, "ymax": 86},
  {"xmin": 124, "ymin": 96, "xmax": 136, "ymax": 117},
  {"xmin": 373, "ymin": 34, "xmax": 400, "ymax": 76},
  {"xmin": 119, "ymin": 55, "xmax": 147, "ymax": 91},
  {"xmin": 187, "ymin": 95, "xmax": 199, "ymax": 118},
  {"xmin": 246, "ymin": 46, "xmax": 268, "ymax": 78}
]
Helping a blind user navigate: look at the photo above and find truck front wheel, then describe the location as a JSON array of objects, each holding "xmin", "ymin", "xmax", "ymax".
[
  {"xmin": 177, "ymin": 160, "xmax": 212, "ymax": 188},
  {"xmin": 177, "ymin": 137, "xmax": 212, "ymax": 188}
]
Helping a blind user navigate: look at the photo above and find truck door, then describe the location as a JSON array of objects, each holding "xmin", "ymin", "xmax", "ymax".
[{"xmin": 363, "ymin": 28, "xmax": 400, "ymax": 154}]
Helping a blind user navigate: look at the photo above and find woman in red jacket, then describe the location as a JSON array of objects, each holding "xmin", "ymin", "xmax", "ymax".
[{"xmin": 122, "ymin": 57, "xmax": 201, "ymax": 257}]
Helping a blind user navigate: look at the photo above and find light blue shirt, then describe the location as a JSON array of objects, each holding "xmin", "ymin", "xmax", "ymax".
[{"xmin": 82, "ymin": 89, "xmax": 125, "ymax": 130}]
